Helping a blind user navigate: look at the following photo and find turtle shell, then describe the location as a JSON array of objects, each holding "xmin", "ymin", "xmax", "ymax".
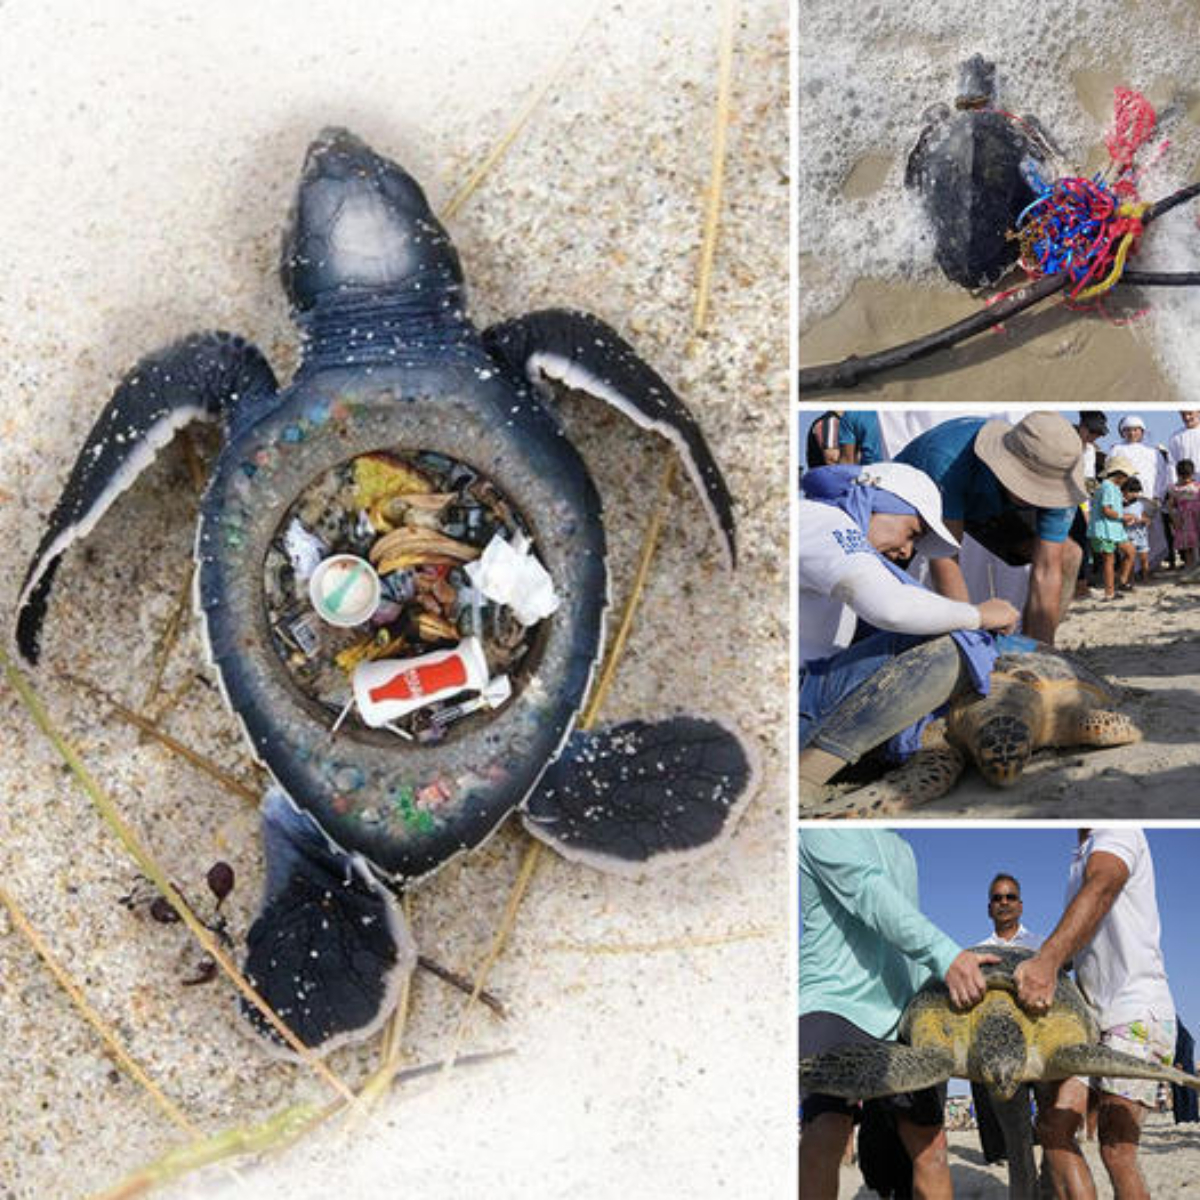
[
  {"xmin": 906, "ymin": 108, "xmax": 1037, "ymax": 288},
  {"xmin": 197, "ymin": 356, "xmax": 605, "ymax": 880}
]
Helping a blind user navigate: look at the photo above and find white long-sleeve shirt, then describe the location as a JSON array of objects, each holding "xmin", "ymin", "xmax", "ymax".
[{"xmin": 799, "ymin": 501, "xmax": 980, "ymax": 664}]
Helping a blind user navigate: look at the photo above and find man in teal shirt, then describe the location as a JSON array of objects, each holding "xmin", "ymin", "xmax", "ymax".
[{"xmin": 799, "ymin": 829, "xmax": 997, "ymax": 1199}]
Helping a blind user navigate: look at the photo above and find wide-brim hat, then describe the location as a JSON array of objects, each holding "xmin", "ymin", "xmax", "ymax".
[
  {"xmin": 854, "ymin": 461, "xmax": 960, "ymax": 559},
  {"xmin": 974, "ymin": 412, "xmax": 1087, "ymax": 508},
  {"xmin": 1103, "ymin": 455, "xmax": 1137, "ymax": 479}
]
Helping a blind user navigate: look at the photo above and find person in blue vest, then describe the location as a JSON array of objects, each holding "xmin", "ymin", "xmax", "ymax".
[
  {"xmin": 896, "ymin": 412, "xmax": 1086, "ymax": 644},
  {"xmin": 800, "ymin": 828, "xmax": 999, "ymax": 1199}
]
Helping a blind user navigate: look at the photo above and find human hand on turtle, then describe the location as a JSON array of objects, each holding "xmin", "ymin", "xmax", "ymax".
[
  {"xmin": 976, "ymin": 598, "xmax": 1020, "ymax": 634},
  {"xmin": 1013, "ymin": 954, "xmax": 1059, "ymax": 1013},
  {"xmin": 944, "ymin": 949, "xmax": 1001, "ymax": 1009}
]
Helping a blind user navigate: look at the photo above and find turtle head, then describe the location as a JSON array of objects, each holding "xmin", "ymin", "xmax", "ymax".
[
  {"xmin": 956, "ymin": 55, "xmax": 996, "ymax": 110},
  {"xmin": 282, "ymin": 127, "xmax": 464, "ymax": 312},
  {"xmin": 969, "ymin": 1005, "xmax": 1028, "ymax": 1101}
]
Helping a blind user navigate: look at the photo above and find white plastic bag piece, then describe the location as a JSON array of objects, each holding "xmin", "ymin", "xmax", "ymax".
[{"xmin": 464, "ymin": 533, "xmax": 560, "ymax": 626}]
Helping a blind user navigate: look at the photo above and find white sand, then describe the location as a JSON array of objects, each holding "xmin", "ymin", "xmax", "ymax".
[
  {"xmin": 843, "ymin": 1112, "xmax": 1200, "ymax": 1197},
  {"xmin": 0, "ymin": 3, "xmax": 791, "ymax": 1197}
]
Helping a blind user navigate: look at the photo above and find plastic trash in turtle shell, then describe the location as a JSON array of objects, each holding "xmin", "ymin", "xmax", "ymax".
[{"xmin": 14, "ymin": 128, "xmax": 759, "ymax": 1057}]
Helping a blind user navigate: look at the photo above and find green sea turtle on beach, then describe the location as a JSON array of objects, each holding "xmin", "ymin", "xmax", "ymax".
[
  {"xmin": 807, "ymin": 647, "xmax": 1140, "ymax": 816},
  {"xmin": 799, "ymin": 945, "xmax": 1200, "ymax": 1200}
]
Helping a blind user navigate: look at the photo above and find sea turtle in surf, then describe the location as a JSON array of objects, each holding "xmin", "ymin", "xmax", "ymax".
[
  {"xmin": 799, "ymin": 944, "xmax": 1200, "ymax": 1199},
  {"xmin": 14, "ymin": 128, "xmax": 756, "ymax": 1055},
  {"xmin": 906, "ymin": 55, "xmax": 1051, "ymax": 288},
  {"xmin": 810, "ymin": 647, "xmax": 1139, "ymax": 816}
]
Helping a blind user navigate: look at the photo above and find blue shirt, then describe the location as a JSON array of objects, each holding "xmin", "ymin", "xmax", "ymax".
[
  {"xmin": 838, "ymin": 411, "xmax": 883, "ymax": 465},
  {"xmin": 799, "ymin": 829, "xmax": 961, "ymax": 1038},
  {"xmin": 896, "ymin": 418, "xmax": 1074, "ymax": 542},
  {"xmin": 1088, "ymin": 479, "xmax": 1126, "ymax": 544}
]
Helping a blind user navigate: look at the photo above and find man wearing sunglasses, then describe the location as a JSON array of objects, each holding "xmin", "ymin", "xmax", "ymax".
[{"xmin": 972, "ymin": 875, "xmax": 1044, "ymax": 1169}]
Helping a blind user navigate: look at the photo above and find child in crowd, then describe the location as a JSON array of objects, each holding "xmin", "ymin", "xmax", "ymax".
[
  {"xmin": 1120, "ymin": 477, "xmax": 1152, "ymax": 583},
  {"xmin": 1168, "ymin": 458, "xmax": 1200, "ymax": 568},
  {"xmin": 1088, "ymin": 458, "xmax": 1134, "ymax": 599}
]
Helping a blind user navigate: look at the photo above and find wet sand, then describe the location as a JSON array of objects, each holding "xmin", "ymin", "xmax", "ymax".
[{"xmin": 0, "ymin": 3, "xmax": 791, "ymax": 1197}]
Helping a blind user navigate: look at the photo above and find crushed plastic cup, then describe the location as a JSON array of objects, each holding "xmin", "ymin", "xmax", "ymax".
[
  {"xmin": 352, "ymin": 636, "xmax": 489, "ymax": 727},
  {"xmin": 309, "ymin": 554, "xmax": 382, "ymax": 627},
  {"xmin": 464, "ymin": 533, "xmax": 559, "ymax": 626}
]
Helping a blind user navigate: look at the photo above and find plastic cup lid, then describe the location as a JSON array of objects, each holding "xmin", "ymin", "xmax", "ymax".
[{"xmin": 309, "ymin": 554, "xmax": 381, "ymax": 627}]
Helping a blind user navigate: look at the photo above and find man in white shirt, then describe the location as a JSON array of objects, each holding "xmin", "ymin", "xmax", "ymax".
[
  {"xmin": 1167, "ymin": 411, "xmax": 1200, "ymax": 473},
  {"xmin": 1015, "ymin": 830, "xmax": 1175, "ymax": 1200}
]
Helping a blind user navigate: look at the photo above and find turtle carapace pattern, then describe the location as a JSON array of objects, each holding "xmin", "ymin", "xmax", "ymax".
[
  {"xmin": 905, "ymin": 55, "xmax": 1047, "ymax": 289},
  {"xmin": 800, "ymin": 945, "xmax": 1200, "ymax": 1199},
  {"xmin": 15, "ymin": 128, "xmax": 757, "ymax": 1056}
]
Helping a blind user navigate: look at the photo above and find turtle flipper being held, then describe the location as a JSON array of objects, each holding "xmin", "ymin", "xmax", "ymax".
[{"xmin": 14, "ymin": 128, "xmax": 756, "ymax": 1056}]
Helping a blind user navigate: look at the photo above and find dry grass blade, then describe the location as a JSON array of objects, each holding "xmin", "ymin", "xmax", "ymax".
[
  {"xmin": 439, "ymin": 2, "xmax": 600, "ymax": 222},
  {"xmin": 0, "ymin": 883, "xmax": 199, "ymax": 1139},
  {"xmin": 142, "ymin": 563, "xmax": 196, "ymax": 711},
  {"xmin": 66, "ymin": 673, "xmax": 262, "ymax": 805},
  {"xmin": 1, "ymin": 648, "xmax": 356, "ymax": 1102},
  {"xmin": 87, "ymin": 1052, "xmax": 516, "ymax": 1200}
]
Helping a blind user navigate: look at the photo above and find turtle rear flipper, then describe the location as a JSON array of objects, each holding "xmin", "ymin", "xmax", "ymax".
[
  {"xmin": 15, "ymin": 332, "xmax": 277, "ymax": 663},
  {"xmin": 799, "ymin": 1043, "xmax": 955, "ymax": 1100},
  {"xmin": 1064, "ymin": 708, "xmax": 1141, "ymax": 749},
  {"xmin": 481, "ymin": 309, "xmax": 736, "ymax": 568},
  {"xmin": 241, "ymin": 789, "xmax": 416, "ymax": 1057},
  {"xmin": 807, "ymin": 723, "xmax": 966, "ymax": 818},
  {"xmin": 1045, "ymin": 1043, "xmax": 1200, "ymax": 1090},
  {"xmin": 522, "ymin": 717, "xmax": 756, "ymax": 875}
]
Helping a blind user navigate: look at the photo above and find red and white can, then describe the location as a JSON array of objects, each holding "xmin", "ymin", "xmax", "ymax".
[{"xmin": 352, "ymin": 636, "xmax": 489, "ymax": 727}]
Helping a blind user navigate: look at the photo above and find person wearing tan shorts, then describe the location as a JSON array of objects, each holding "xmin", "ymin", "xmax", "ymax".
[{"xmin": 1013, "ymin": 830, "xmax": 1176, "ymax": 1200}]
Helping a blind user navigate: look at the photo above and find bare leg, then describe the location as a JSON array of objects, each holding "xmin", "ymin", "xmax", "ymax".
[
  {"xmin": 1037, "ymin": 1078, "xmax": 1097, "ymax": 1200},
  {"xmin": 799, "ymin": 1111, "xmax": 853, "ymax": 1200},
  {"xmin": 1118, "ymin": 544, "xmax": 1134, "ymax": 587},
  {"xmin": 896, "ymin": 1117, "xmax": 952, "ymax": 1200},
  {"xmin": 1097, "ymin": 1093, "xmax": 1149, "ymax": 1200},
  {"xmin": 1101, "ymin": 552, "xmax": 1115, "ymax": 599}
]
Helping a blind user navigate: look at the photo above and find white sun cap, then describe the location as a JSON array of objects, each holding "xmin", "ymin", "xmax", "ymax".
[
  {"xmin": 853, "ymin": 462, "xmax": 960, "ymax": 559},
  {"xmin": 1119, "ymin": 414, "xmax": 1145, "ymax": 433}
]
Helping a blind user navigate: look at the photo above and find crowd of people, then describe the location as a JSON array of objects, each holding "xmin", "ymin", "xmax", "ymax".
[
  {"xmin": 798, "ymin": 828, "xmax": 1193, "ymax": 1199},
  {"xmin": 798, "ymin": 410, "xmax": 1200, "ymax": 796}
]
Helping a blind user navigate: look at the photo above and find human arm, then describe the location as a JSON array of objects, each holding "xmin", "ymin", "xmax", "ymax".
[
  {"xmin": 1013, "ymin": 850, "xmax": 1130, "ymax": 1009},
  {"xmin": 1024, "ymin": 536, "xmax": 1066, "ymax": 644},
  {"xmin": 802, "ymin": 830, "xmax": 996, "ymax": 1006},
  {"xmin": 829, "ymin": 555, "xmax": 1016, "ymax": 635},
  {"xmin": 926, "ymin": 517, "xmax": 972, "ymax": 602}
]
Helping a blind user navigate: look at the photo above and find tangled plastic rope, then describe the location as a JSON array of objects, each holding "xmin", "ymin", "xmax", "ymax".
[
  {"xmin": 1013, "ymin": 88, "xmax": 1160, "ymax": 303},
  {"xmin": 1016, "ymin": 173, "xmax": 1147, "ymax": 301}
]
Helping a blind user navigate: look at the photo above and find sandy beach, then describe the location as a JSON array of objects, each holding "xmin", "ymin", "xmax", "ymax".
[
  {"xmin": 841, "ymin": 1112, "xmax": 1200, "ymax": 1198},
  {"xmin": 0, "ymin": 3, "xmax": 790, "ymax": 1198},
  {"xmin": 797, "ymin": 0, "xmax": 1200, "ymax": 403}
]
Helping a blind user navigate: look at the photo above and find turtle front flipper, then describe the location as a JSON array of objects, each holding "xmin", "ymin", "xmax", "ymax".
[
  {"xmin": 241, "ymin": 789, "xmax": 416, "ymax": 1057},
  {"xmin": 799, "ymin": 1043, "xmax": 955, "ymax": 1101},
  {"xmin": 1066, "ymin": 707, "xmax": 1141, "ymax": 749},
  {"xmin": 15, "ymin": 332, "xmax": 277, "ymax": 663},
  {"xmin": 1045, "ymin": 1044, "xmax": 1200, "ymax": 1091},
  {"xmin": 481, "ymin": 309, "xmax": 736, "ymax": 568},
  {"xmin": 521, "ymin": 717, "xmax": 756, "ymax": 875}
]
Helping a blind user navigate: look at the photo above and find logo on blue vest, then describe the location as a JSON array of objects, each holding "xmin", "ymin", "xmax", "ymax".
[{"xmin": 832, "ymin": 527, "xmax": 869, "ymax": 556}]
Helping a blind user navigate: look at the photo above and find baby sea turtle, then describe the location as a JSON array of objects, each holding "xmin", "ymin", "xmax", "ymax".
[
  {"xmin": 799, "ymin": 944, "xmax": 1200, "ymax": 1199},
  {"xmin": 812, "ymin": 647, "xmax": 1140, "ymax": 816},
  {"xmin": 906, "ymin": 55, "xmax": 1049, "ymax": 288},
  {"xmin": 15, "ymin": 128, "xmax": 756, "ymax": 1055}
]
